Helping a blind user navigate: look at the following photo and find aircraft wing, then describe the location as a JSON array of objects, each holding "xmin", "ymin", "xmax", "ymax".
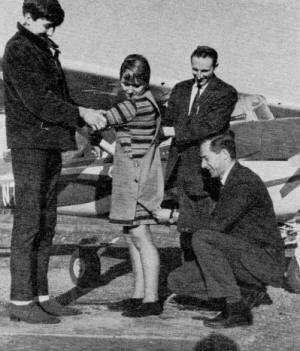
[
  {"xmin": 63, "ymin": 61, "xmax": 171, "ymax": 113},
  {"xmin": 2, "ymin": 59, "xmax": 300, "ymax": 164},
  {"xmin": 232, "ymin": 117, "xmax": 300, "ymax": 161},
  {"xmin": 1, "ymin": 60, "xmax": 300, "ymax": 219}
]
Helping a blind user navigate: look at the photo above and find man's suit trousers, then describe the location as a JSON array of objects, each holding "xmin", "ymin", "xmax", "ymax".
[{"xmin": 168, "ymin": 229, "xmax": 283, "ymax": 301}]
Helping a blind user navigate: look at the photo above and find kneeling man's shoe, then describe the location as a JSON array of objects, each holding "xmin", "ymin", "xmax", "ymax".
[
  {"xmin": 40, "ymin": 299, "xmax": 82, "ymax": 316},
  {"xmin": 8, "ymin": 302, "xmax": 60, "ymax": 324},
  {"xmin": 171, "ymin": 295, "xmax": 224, "ymax": 312},
  {"xmin": 203, "ymin": 300, "xmax": 253, "ymax": 328},
  {"xmin": 243, "ymin": 289, "xmax": 272, "ymax": 309}
]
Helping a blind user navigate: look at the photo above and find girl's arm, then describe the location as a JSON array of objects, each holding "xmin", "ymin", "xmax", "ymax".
[{"xmin": 105, "ymin": 100, "xmax": 137, "ymax": 126}]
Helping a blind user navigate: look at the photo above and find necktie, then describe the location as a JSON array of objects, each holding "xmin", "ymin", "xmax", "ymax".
[{"xmin": 189, "ymin": 84, "xmax": 201, "ymax": 116}]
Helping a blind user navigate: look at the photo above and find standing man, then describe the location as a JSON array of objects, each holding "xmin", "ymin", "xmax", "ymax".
[
  {"xmin": 2, "ymin": 0, "xmax": 105, "ymax": 324},
  {"xmin": 168, "ymin": 132, "xmax": 285, "ymax": 328},
  {"xmin": 161, "ymin": 46, "xmax": 238, "ymax": 260}
]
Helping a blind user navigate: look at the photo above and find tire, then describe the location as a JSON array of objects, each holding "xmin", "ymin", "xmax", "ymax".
[
  {"xmin": 69, "ymin": 247, "xmax": 101, "ymax": 287},
  {"xmin": 286, "ymin": 257, "xmax": 300, "ymax": 293}
]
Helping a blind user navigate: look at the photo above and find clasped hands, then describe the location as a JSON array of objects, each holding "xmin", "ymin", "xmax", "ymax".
[
  {"xmin": 152, "ymin": 208, "xmax": 179, "ymax": 224},
  {"xmin": 79, "ymin": 106, "xmax": 107, "ymax": 131}
]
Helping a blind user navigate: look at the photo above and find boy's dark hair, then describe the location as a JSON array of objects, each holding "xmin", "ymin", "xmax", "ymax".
[
  {"xmin": 207, "ymin": 130, "xmax": 236, "ymax": 158},
  {"xmin": 191, "ymin": 46, "xmax": 219, "ymax": 67},
  {"xmin": 120, "ymin": 54, "xmax": 151, "ymax": 87},
  {"xmin": 22, "ymin": 0, "xmax": 65, "ymax": 27}
]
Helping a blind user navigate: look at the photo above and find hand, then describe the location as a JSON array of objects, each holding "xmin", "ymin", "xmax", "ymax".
[
  {"xmin": 91, "ymin": 145, "xmax": 102, "ymax": 159},
  {"xmin": 153, "ymin": 208, "xmax": 179, "ymax": 224},
  {"xmin": 162, "ymin": 126, "xmax": 175, "ymax": 137},
  {"xmin": 152, "ymin": 208, "xmax": 170, "ymax": 223},
  {"xmin": 79, "ymin": 107, "xmax": 107, "ymax": 131},
  {"xmin": 96, "ymin": 110, "xmax": 108, "ymax": 130},
  {"xmin": 97, "ymin": 109, "xmax": 107, "ymax": 116}
]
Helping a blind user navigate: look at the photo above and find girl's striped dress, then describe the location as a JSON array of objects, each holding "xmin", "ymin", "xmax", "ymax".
[{"xmin": 106, "ymin": 92, "xmax": 159, "ymax": 225}]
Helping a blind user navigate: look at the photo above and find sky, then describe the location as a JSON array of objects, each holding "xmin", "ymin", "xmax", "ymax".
[{"xmin": 0, "ymin": 0, "xmax": 299, "ymax": 104}]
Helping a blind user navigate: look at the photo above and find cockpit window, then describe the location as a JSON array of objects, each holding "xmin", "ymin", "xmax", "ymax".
[{"xmin": 231, "ymin": 94, "xmax": 274, "ymax": 123}]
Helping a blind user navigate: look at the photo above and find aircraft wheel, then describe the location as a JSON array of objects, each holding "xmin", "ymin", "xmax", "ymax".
[
  {"xmin": 286, "ymin": 257, "xmax": 300, "ymax": 293},
  {"xmin": 69, "ymin": 248, "xmax": 101, "ymax": 287}
]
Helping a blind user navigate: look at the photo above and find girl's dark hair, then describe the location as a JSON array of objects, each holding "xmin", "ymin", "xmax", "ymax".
[
  {"xmin": 120, "ymin": 54, "xmax": 151, "ymax": 87},
  {"xmin": 22, "ymin": 0, "xmax": 65, "ymax": 27}
]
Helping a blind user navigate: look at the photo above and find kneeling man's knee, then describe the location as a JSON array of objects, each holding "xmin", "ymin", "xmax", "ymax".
[{"xmin": 191, "ymin": 229, "xmax": 211, "ymax": 250}]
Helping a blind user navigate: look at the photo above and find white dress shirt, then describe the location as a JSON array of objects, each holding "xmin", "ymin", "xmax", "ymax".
[
  {"xmin": 162, "ymin": 81, "xmax": 208, "ymax": 137},
  {"xmin": 220, "ymin": 161, "xmax": 236, "ymax": 186}
]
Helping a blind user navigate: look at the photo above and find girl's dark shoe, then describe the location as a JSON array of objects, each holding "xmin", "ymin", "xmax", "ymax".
[
  {"xmin": 8, "ymin": 302, "xmax": 60, "ymax": 324},
  {"xmin": 107, "ymin": 298, "xmax": 143, "ymax": 312},
  {"xmin": 122, "ymin": 301, "xmax": 163, "ymax": 318}
]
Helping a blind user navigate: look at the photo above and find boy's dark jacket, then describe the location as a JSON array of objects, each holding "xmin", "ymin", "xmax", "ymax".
[{"xmin": 2, "ymin": 23, "xmax": 82, "ymax": 151}]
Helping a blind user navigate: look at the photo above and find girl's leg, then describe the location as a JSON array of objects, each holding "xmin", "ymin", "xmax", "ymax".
[
  {"xmin": 129, "ymin": 225, "xmax": 160, "ymax": 302},
  {"xmin": 124, "ymin": 227, "xmax": 144, "ymax": 299}
]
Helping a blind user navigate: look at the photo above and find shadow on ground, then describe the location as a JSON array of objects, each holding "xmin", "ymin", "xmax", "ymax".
[
  {"xmin": 194, "ymin": 333, "xmax": 240, "ymax": 351},
  {"xmin": 56, "ymin": 246, "xmax": 182, "ymax": 306}
]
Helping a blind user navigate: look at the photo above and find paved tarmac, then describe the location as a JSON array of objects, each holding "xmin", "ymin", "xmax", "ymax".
[{"xmin": 0, "ymin": 214, "xmax": 299, "ymax": 351}]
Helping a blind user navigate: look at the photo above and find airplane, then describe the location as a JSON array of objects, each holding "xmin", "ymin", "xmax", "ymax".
[
  {"xmin": 0, "ymin": 62, "xmax": 299, "ymax": 218},
  {"xmin": 0, "ymin": 59, "xmax": 300, "ymax": 291}
]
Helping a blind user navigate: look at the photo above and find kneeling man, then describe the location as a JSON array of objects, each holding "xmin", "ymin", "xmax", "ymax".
[{"xmin": 168, "ymin": 132, "xmax": 285, "ymax": 328}]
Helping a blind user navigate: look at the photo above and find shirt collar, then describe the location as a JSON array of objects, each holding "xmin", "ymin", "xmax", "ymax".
[
  {"xmin": 220, "ymin": 161, "xmax": 236, "ymax": 185},
  {"xmin": 17, "ymin": 22, "xmax": 60, "ymax": 54},
  {"xmin": 193, "ymin": 81, "xmax": 209, "ymax": 92}
]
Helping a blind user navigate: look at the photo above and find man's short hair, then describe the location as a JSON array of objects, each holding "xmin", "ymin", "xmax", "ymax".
[
  {"xmin": 191, "ymin": 46, "xmax": 218, "ymax": 67},
  {"xmin": 205, "ymin": 131, "xmax": 236, "ymax": 159},
  {"xmin": 23, "ymin": 0, "xmax": 65, "ymax": 27}
]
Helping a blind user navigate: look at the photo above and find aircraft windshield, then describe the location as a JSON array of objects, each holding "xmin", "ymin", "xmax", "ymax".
[{"xmin": 231, "ymin": 94, "xmax": 274, "ymax": 123}]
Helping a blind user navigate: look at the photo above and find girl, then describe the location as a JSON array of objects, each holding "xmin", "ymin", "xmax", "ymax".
[{"xmin": 98, "ymin": 54, "xmax": 164, "ymax": 317}]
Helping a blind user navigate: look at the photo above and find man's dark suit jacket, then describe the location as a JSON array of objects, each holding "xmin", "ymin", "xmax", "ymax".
[
  {"xmin": 162, "ymin": 75, "xmax": 238, "ymax": 230},
  {"xmin": 201, "ymin": 162, "xmax": 285, "ymax": 286}
]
